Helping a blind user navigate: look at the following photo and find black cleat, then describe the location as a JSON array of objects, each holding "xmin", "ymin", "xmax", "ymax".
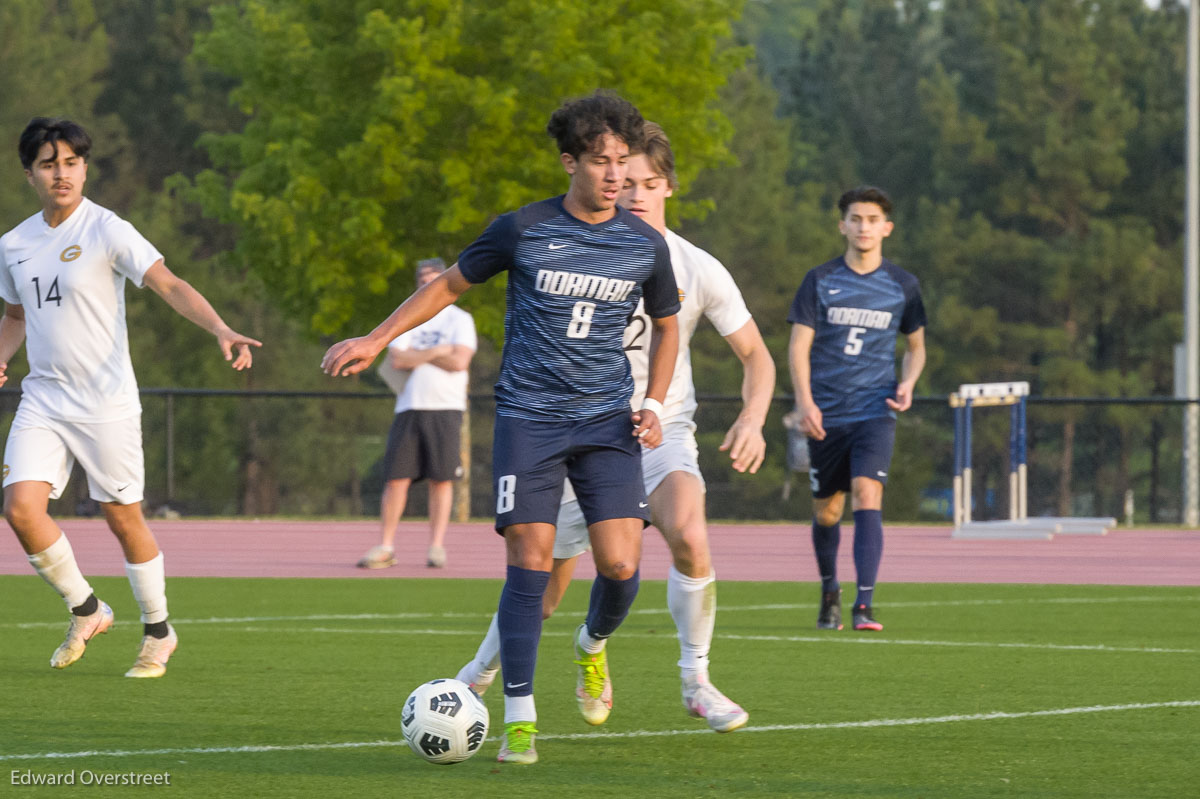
[
  {"xmin": 852, "ymin": 604, "xmax": 883, "ymax": 631},
  {"xmin": 817, "ymin": 590, "xmax": 843, "ymax": 630}
]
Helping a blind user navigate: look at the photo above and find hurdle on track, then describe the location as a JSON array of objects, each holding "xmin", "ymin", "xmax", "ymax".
[{"xmin": 950, "ymin": 382, "xmax": 1116, "ymax": 539}]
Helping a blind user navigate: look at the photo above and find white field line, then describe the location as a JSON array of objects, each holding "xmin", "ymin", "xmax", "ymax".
[
  {"xmin": 2, "ymin": 700, "xmax": 1196, "ymax": 763},
  {"xmin": 217, "ymin": 626, "xmax": 1195, "ymax": 655},
  {"xmin": 5, "ymin": 593, "xmax": 1197, "ymax": 631}
]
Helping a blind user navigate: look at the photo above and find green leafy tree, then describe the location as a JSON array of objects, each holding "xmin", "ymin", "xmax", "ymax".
[
  {"xmin": 0, "ymin": 0, "xmax": 118, "ymax": 229},
  {"xmin": 187, "ymin": 0, "xmax": 748, "ymax": 339}
]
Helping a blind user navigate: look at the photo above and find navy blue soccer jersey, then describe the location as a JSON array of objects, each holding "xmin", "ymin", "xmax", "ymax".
[
  {"xmin": 457, "ymin": 196, "xmax": 679, "ymax": 421},
  {"xmin": 788, "ymin": 257, "xmax": 926, "ymax": 426}
]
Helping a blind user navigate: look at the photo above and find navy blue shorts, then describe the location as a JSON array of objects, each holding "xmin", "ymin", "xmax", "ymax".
[
  {"xmin": 806, "ymin": 416, "xmax": 896, "ymax": 498},
  {"xmin": 491, "ymin": 409, "xmax": 649, "ymax": 532}
]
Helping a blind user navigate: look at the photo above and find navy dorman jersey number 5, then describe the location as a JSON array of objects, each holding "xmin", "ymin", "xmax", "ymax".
[
  {"xmin": 788, "ymin": 256, "xmax": 926, "ymax": 427},
  {"xmin": 457, "ymin": 195, "xmax": 679, "ymax": 421}
]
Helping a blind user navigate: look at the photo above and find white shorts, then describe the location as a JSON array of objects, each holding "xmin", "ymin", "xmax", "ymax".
[
  {"xmin": 554, "ymin": 419, "xmax": 704, "ymax": 559},
  {"xmin": 3, "ymin": 403, "xmax": 145, "ymax": 504}
]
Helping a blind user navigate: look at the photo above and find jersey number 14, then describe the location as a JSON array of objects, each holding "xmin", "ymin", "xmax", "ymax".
[{"xmin": 31, "ymin": 276, "xmax": 63, "ymax": 309}]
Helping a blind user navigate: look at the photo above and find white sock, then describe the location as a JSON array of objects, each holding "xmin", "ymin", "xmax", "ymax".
[
  {"xmin": 667, "ymin": 565, "xmax": 716, "ymax": 678},
  {"xmin": 28, "ymin": 534, "xmax": 93, "ymax": 610},
  {"xmin": 125, "ymin": 552, "xmax": 168, "ymax": 624},
  {"xmin": 457, "ymin": 613, "xmax": 502, "ymax": 684},
  {"xmin": 577, "ymin": 623, "xmax": 607, "ymax": 654},
  {"xmin": 504, "ymin": 694, "xmax": 537, "ymax": 725}
]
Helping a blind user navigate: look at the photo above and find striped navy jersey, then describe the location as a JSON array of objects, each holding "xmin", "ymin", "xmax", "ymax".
[
  {"xmin": 457, "ymin": 196, "xmax": 679, "ymax": 421},
  {"xmin": 788, "ymin": 256, "xmax": 926, "ymax": 426}
]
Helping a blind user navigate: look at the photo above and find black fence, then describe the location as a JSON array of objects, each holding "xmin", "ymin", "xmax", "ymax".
[{"xmin": 0, "ymin": 389, "xmax": 1192, "ymax": 525}]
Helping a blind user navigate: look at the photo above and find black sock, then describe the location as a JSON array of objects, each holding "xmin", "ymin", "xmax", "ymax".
[
  {"xmin": 143, "ymin": 621, "xmax": 170, "ymax": 639},
  {"xmin": 71, "ymin": 594, "xmax": 99, "ymax": 617}
]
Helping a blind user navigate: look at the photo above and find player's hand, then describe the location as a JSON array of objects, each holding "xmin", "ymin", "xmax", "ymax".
[
  {"xmin": 719, "ymin": 416, "xmax": 766, "ymax": 474},
  {"xmin": 322, "ymin": 336, "xmax": 383, "ymax": 377},
  {"xmin": 631, "ymin": 408, "xmax": 663, "ymax": 448},
  {"xmin": 887, "ymin": 381, "xmax": 915, "ymax": 413},
  {"xmin": 0, "ymin": 362, "xmax": 7, "ymax": 388},
  {"xmin": 787, "ymin": 403, "xmax": 825, "ymax": 441},
  {"xmin": 216, "ymin": 327, "xmax": 263, "ymax": 371}
]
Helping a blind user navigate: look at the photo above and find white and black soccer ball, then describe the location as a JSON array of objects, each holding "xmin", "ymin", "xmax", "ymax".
[{"xmin": 401, "ymin": 678, "xmax": 489, "ymax": 765}]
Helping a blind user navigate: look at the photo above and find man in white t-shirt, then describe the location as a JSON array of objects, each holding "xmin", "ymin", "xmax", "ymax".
[
  {"xmin": 457, "ymin": 123, "xmax": 775, "ymax": 732},
  {"xmin": 0, "ymin": 117, "xmax": 260, "ymax": 677},
  {"xmin": 357, "ymin": 258, "xmax": 476, "ymax": 570}
]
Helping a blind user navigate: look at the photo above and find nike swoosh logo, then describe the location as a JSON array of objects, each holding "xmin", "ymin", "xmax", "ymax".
[
  {"xmin": 876, "ymin": 471, "xmax": 887, "ymax": 477},
  {"xmin": 828, "ymin": 289, "xmax": 842, "ymax": 294},
  {"xmin": 638, "ymin": 502, "xmax": 649, "ymax": 508},
  {"xmin": 548, "ymin": 243, "xmax": 568, "ymax": 250},
  {"xmin": 506, "ymin": 682, "xmax": 529, "ymax": 689},
  {"xmin": 17, "ymin": 258, "xmax": 31, "ymax": 265},
  {"xmin": 117, "ymin": 484, "xmax": 130, "ymax": 492}
]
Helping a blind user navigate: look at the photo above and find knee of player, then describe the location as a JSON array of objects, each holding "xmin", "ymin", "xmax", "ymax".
[
  {"xmin": 814, "ymin": 505, "xmax": 844, "ymax": 527},
  {"xmin": 851, "ymin": 480, "xmax": 883, "ymax": 509},
  {"xmin": 4, "ymin": 498, "xmax": 40, "ymax": 530},
  {"xmin": 600, "ymin": 560, "xmax": 638, "ymax": 581}
]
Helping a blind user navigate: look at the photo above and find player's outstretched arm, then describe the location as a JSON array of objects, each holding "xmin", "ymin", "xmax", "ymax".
[
  {"xmin": 0, "ymin": 303, "xmax": 27, "ymax": 388},
  {"xmin": 718, "ymin": 318, "xmax": 775, "ymax": 474},
  {"xmin": 787, "ymin": 323, "xmax": 825, "ymax": 440},
  {"xmin": 887, "ymin": 326, "xmax": 926, "ymax": 412},
  {"xmin": 322, "ymin": 266, "xmax": 472, "ymax": 378},
  {"xmin": 143, "ymin": 261, "xmax": 262, "ymax": 370},
  {"xmin": 633, "ymin": 313, "xmax": 679, "ymax": 448}
]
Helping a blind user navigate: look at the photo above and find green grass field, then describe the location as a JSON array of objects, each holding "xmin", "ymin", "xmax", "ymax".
[{"xmin": 1, "ymin": 576, "xmax": 1196, "ymax": 798}]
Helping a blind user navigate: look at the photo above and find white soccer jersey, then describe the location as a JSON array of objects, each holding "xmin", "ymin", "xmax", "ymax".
[
  {"xmin": 0, "ymin": 199, "xmax": 161, "ymax": 422},
  {"xmin": 624, "ymin": 229, "xmax": 752, "ymax": 423},
  {"xmin": 388, "ymin": 304, "xmax": 477, "ymax": 412}
]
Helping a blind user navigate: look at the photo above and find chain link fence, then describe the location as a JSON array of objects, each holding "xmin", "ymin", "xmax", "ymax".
[{"xmin": 0, "ymin": 389, "xmax": 1190, "ymax": 525}]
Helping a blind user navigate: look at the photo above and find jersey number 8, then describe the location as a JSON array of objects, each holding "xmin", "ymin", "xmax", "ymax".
[{"xmin": 567, "ymin": 301, "xmax": 595, "ymax": 339}]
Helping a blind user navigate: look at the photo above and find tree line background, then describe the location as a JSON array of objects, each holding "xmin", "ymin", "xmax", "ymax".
[{"xmin": 0, "ymin": 0, "xmax": 1190, "ymax": 521}]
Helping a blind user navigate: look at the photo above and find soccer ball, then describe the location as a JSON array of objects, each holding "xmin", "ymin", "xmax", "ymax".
[{"xmin": 401, "ymin": 678, "xmax": 489, "ymax": 764}]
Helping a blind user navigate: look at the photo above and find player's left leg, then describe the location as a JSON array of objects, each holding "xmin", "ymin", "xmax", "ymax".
[
  {"xmin": 573, "ymin": 516, "xmax": 642, "ymax": 725},
  {"xmin": 102, "ymin": 501, "xmax": 177, "ymax": 677},
  {"xmin": 650, "ymin": 471, "xmax": 748, "ymax": 732},
  {"xmin": 847, "ymin": 416, "xmax": 896, "ymax": 632},
  {"xmin": 74, "ymin": 414, "xmax": 176, "ymax": 677}
]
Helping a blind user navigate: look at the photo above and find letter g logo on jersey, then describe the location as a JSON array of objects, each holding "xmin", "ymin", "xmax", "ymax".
[{"xmin": 60, "ymin": 245, "xmax": 82, "ymax": 262}]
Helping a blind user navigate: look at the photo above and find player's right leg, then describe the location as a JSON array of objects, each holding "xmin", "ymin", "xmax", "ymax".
[
  {"xmin": 456, "ymin": 554, "xmax": 581, "ymax": 695},
  {"xmin": 812, "ymin": 492, "xmax": 847, "ymax": 631},
  {"xmin": 808, "ymin": 426, "xmax": 853, "ymax": 631},
  {"xmin": 3, "ymin": 409, "xmax": 111, "ymax": 669},
  {"xmin": 496, "ymin": 522, "xmax": 555, "ymax": 764},
  {"xmin": 491, "ymin": 413, "xmax": 571, "ymax": 764}
]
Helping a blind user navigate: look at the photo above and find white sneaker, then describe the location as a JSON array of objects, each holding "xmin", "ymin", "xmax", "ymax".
[
  {"xmin": 125, "ymin": 624, "xmax": 178, "ymax": 678},
  {"xmin": 426, "ymin": 545, "xmax": 446, "ymax": 568},
  {"xmin": 357, "ymin": 545, "xmax": 396, "ymax": 569},
  {"xmin": 682, "ymin": 676, "xmax": 749, "ymax": 733},
  {"xmin": 50, "ymin": 600, "xmax": 114, "ymax": 669},
  {"xmin": 455, "ymin": 662, "xmax": 498, "ymax": 697}
]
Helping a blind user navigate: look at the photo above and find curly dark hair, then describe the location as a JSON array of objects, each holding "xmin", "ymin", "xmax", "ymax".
[
  {"xmin": 19, "ymin": 117, "xmax": 92, "ymax": 170},
  {"xmin": 546, "ymin": 90, "xmax": 645, "ymax": 159},
  {"xmin": 837, "ymin": 185, "xmax": 892, "ymax": 217}
]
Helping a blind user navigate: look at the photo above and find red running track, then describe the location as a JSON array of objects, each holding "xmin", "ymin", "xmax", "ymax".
[{"xmin": 0, "ymin": 520, "xmax": 1196, "ymax": 586}]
